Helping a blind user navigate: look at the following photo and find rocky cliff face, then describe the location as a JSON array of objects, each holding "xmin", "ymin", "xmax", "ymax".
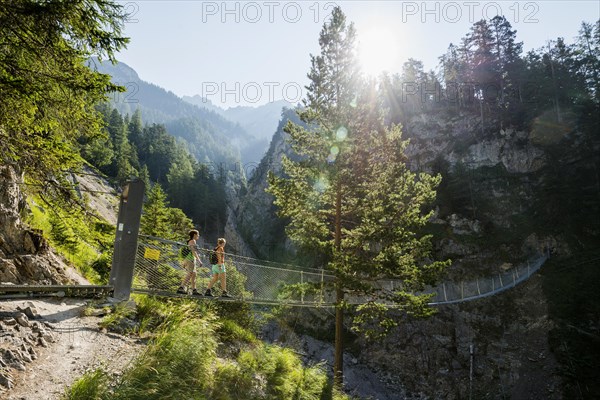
[
  {"xmin": 404, "ymin": 113, "xmax": 546, "ymax": 174},
  {"xmin": 353, "ymin": 273, "xmax": 561, "ymax": 399},
  {"xmin": 234, "ymin": 111, "xmax": 297, "ymax": 261},
  {"xmin": 0, "ymin": 165, "xmax": 85, "ymax": 285},
  {"xmin": 237, "ymin": 110, "xmax": 559, "ymax": 262},
  {"xmin": 234, "ymin": 108, "xmax": 593, "ymax": 398}
]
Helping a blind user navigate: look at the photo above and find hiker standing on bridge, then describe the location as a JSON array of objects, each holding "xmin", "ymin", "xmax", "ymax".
[
  {"xmin": 177, "ymin": 229, "xmax": 203, "ymax": 296},
  {"xmin": 205, "ymin": 238, "xmax": 231, "ymax": 297}
]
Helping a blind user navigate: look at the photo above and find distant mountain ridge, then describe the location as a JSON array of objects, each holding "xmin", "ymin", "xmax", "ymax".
[
  {"xmin": 182, "ymin": 95, "xmax": 293, "ymax": 141},
  {"xmin": 91, "ymin": 59, "xmax": 279, "ymax": 167}
]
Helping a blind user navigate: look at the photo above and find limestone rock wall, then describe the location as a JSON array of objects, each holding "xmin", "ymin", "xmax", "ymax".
[{"xmin": 0, "ymin": 165, "xmax": 79, "ymax": 285}]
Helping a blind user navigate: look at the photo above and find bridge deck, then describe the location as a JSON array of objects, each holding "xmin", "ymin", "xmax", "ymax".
[
  {"xmin": 0, "ymin": 235, "xmax": 548, "ymax": 305},
  {"xmin": 133, "ymin": 235, "xmax": 548, "ymax": 307}
]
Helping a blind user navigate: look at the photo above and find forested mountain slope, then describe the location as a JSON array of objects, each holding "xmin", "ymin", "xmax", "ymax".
[
  {"xmin": 94, "ymin": 60, "xmax": 288, "ymax": 168},
  {"xmin": 235, "ymin": 16, "xmax": 600, "ymax": 399},
  {"xmin": 91, "ymin": 59, "xmax": 251, "ymax": 167}
]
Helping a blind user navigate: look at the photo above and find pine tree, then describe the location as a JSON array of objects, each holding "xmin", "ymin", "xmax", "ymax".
[
  {"xmin": 128, "ymin": 109, "xmax": 144, "ymax": 150},
  {"xmin": 140, "ymin": 183, "xmax": 193, "ymax": 241},
  {"xmin": 489, "ymin": 16, "xmax": 523, "ymax": 112},
  {"xmin": 267, "ymin": 6, "xmax": 449, "ymax": 388},
  {"xmin": 165, "ymin": 144, "xmax": 195, "ymax": 211},
  {"xmin": 400, "ymin": 58, "xmax": 427, "ymax": 114},
  {"xmin": 439, "ymin": 43, "xmax": 469, "ymax": 110},
  {"xmin": 81, "ymin": 132, "xmax": 114, "ymax": 168},
  {"xmin": 575, "ymin": 20, "xmax": 600, "ymax": 103},
  {"xmin": 138, "ymin": 165, "xmax": 151, "ymax": 196},
  {"xmin": 140, "ymin": 184, "xmax": 171, "ymax": 238},
  {"xmin": 0, "ymin": 0, "xmax": 128, "ymax": 191},
  {"xmin": 465, "ymin": 19, "xmax": 498, "ymax": 107}
]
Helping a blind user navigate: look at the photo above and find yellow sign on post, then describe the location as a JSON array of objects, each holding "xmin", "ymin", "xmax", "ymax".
[{"xmin": 144, "ymin": 247, "xmax": 160, "ymax": 261}]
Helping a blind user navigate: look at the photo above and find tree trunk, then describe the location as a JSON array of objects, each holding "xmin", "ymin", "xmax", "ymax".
[
  {"xmin": 334, "ymin": 285, "xmax": 344, "ymax": 388},
  {"xmin": 333, "ymin": 185, "xmax": 344, "ymax": 389}
]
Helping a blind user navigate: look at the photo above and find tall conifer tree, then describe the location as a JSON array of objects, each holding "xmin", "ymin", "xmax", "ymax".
[{"xmin": 267, "ymin": 7, "xmax": 449, "ymax": 388}]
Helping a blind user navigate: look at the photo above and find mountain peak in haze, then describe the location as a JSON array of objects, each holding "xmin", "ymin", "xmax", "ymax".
[
  {"xmin": 88, "ymin": 57, "xmax": 140, "ymax": 83},
  {"xmin": 181, "ymin": 95, "xmax": 225, "ymax": 116},
  {"xmin": 182, "ymin": 96, "xmax": 293, "ymax": 142}
]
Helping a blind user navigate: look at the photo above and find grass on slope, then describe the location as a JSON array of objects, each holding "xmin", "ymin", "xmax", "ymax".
[{"xmin": 64, "ymin": 294, "xmax": 352, "ymax": 400}]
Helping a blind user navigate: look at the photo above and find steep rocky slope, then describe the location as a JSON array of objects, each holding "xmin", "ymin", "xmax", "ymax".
[
  {"xmin": 0, "ymin": 167, "xmax": 142, "ymax": 398},
  {"xmin": 0, "ymin": 166, "xmax": 88, "ymax": 286},
  {"xmin": 234, "ymin": 108, "xmax": 599, "ymax": 398}
]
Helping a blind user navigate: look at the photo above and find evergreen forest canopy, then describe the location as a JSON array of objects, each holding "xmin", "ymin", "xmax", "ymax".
[
  {"xmin": 383, "ymin": 16, "xmax": 600, "ymax": 129},
  {"xmin": 0, "ymin": 0, "xmax": 128, "ymax": 187},
  {"xmin": 244, "ymin": 16, "xmax": 600, "ymax": 264},
  {"xmin": 0, "ymin": 0, "xmax": 597, "ymax": 248},
  {"xmin": 0, "ymin": 0, "xmax": 226, "ymax": 242},
  {"xmin": 84, "ymin": 105, "xmax": 227, "ymax": 239},
  {"xmin": 0, "ymin": 1, "xmax": 599, "ymax": 396}
]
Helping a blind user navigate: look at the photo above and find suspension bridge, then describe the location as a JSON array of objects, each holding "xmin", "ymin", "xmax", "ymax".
[
  {"xmin": 130, "ymin": 234, "xmax": 548, "ymax": 307},
  {"xmin": 0, "ymin": 231, "xmax": 548, "ymax": 307},
  {"xmin": 1, "ymin": 179, "xmax": 549, "ymax": 306}
]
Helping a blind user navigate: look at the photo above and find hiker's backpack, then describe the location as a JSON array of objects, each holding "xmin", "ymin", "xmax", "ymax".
[
  {"xmin": 180, "ymin": 241, "xmax": 191, "ymax": 257},
  {"xmin": 210, "ymin": 247, "xmax": 219, "ymax": 265},
  {"xmin": 181, "ymin": 247, "xmax": 190, "ymax": 257}
]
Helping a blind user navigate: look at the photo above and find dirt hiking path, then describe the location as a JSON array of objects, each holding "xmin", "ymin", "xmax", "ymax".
[{"xmin": 1, "ymin": 297, "xmax": 143, "ymax": 400}]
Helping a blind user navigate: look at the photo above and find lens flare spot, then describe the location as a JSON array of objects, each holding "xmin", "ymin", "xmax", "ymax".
[
  {"xmin": 314, "ymin": 175, "xmax": 329, "ymax": 193},
  {"xmin": 336, "ymin": 126, "xmax": 348, "ymax": 141}
]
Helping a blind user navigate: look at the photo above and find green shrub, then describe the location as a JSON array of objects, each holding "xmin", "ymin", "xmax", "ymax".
[
  {"xmin": 229, "ymin": 345, "xmax": 329, "ymax": 400},
  {"xmin": 110, "ymin": 314, "xmax": 218, "ymax": 400},
  {"xmin": 91, "ymin": 251, "xmax": 113, "ymax": 282},
  {"xmin": 213, "ymin": 360, "xmax": 256, "ymax": 400},
  {"xmin": 63, "ymin": 369, "xmax": 110, "ymax": 400},
  {"xmin": 133, "ymin": 294, "xmax": 213, "ymax": 335},
  {"xmin": 217, "ymin": 319, "xmax": 259, "ymax": 345},
  {"xmin": 25, "ymin": 196, "xmax": 113, "ymax": 284},
  {"xmin": 98, "ymin": 302, "xmax": 137, "ymax": 333},
  {"xmin": 66, "ymin": 295, "xmax": 352, "ymax": 400}
]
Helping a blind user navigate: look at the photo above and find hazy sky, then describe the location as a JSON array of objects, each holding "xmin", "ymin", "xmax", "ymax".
[{"xmin": 115, "ymin": 1, "xmax": 599, "ymax": 108}]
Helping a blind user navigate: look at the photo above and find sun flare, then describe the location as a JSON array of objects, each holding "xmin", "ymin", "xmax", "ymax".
[{"xmin": 357, "ymin": 27, "xmax": 400, "ymax": 77}]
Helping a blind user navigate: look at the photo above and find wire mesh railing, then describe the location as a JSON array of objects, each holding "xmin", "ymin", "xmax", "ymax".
[
  {"xmin": 424, "ymin": 254, "xmax": 548, "ymax": 305},
  {"xmin": 132, "ymin": 235, "xmax": 548, "ymax": 307},
  {"xmin": 132, "ymin": 235, "xmax": 336, "ymax": 306}
]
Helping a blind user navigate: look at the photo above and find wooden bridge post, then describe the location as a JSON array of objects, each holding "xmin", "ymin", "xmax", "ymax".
[{"xmin": 109, "ymin": 179, "xmax": 145, "ymax": 300}]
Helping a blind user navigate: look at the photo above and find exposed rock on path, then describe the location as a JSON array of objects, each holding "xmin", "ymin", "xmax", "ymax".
[{"xmin": 1, "ymin": 298, "xmax": 143, "ymax": 400}]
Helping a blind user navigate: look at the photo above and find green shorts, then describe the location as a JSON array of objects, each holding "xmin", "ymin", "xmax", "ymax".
[{"xmin": 211, "ymin": 264, "xmax": 226, "ymax": 274}]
